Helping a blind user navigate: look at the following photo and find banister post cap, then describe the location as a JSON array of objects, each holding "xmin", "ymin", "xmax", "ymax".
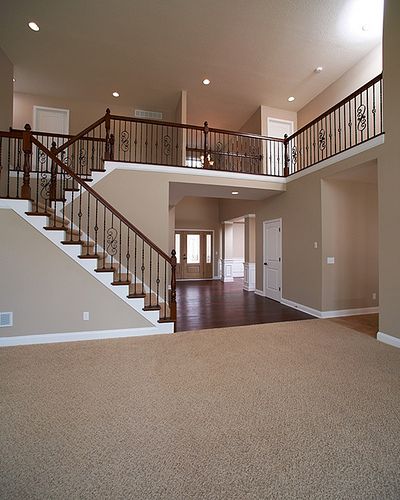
[
  {"xmin": 106, "ymin": 108, "xmax": 110, "ymax": 114},
  {"xmin": 171, "ymin": 249, "xmax": 176, "ymax": 257},
  {"xmin": 51, "ymin": 141, "xmax": 57, "ymax": 148},
  {"xmin": 24, "ymin": 124, "xmax": 31, "ymax": 131}
]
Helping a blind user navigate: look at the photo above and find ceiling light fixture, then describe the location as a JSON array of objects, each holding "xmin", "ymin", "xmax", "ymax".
[
  {"xmin": 288, "ymin": 96, "xmax": 295, "ymax": 102},
  {"xmin": 112, "ymin": 91, "xmax": 120, "ymax": 97},
  {"xmin": 202, "ymin": 78, "xmax": 211, "ymax": 85},
  {"xmin": 362, "ymin": 24, "xmax": 369, "ymax": 31},
  {"xmin": 12, "ymin": 77, "xmax": 16, "ymax": 83},
  {"xmin": 28, "ymin": 21, "xmax": 40, "ymax": 32},
  {"xmin": 315, "ymin": 66, "xmax": 323, "ymax": 73},
  {"xmin": 231, "ymin": 191, "xmax": 239, "ymax": 195}
]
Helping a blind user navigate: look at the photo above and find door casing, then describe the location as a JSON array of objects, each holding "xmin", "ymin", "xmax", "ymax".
[{"xmin": 263, "ymin": 218, "xmax": 282, "ymax": 301}]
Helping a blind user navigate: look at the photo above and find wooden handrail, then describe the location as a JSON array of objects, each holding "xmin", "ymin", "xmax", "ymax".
[
  {"xmin": 0, "ymin": 130, "xmax": 23, "ymax": 139},
  {"xmin": 10, "ymin": 128, "xmax": 106, "ymax": 142},
  {"xmin": 287, "ymin": 73, "xmax": 383, "ymax": 141},
  {"xmin": 109, "ymin": 114, "xmax": 284, "ymax": 142},
  {"xmin": 55, "ymin": 114, "xmax": 107, "ymax": 154},
  {"xmin": 31, "ymin": 137, "xmax": 172, "ymax": 263}
]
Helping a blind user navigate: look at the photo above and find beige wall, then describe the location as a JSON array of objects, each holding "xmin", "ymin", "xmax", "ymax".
[
  {"xmin": 0, "ymin": 46, "xmax": 13, "ymax": 130},
  {"xmin": 175, "ymin": 196, "xmax": 221, "ymax": 276},
  {"xmin": 240, "ymin": 107, "xmax": 262, "ymax": 134},
  {"xmin": 13, "ymin": 92, "xmax": 177, "ymax": 134},
  {"xmin": 175, "ymin": 90, "xmax": 187, "ymax": 124},
  {"xmin": 261, "ymin": 106, "xmax": 298, "ymax": 136},
  {"xmin": 245, "ymin": 216, "xmax": 256, "ymax": 263},
  {"xmin": 298, "ymin": 44, "xmax": 382, "ymax": 129},
  {"xmin": 232, "ymin": 222, "xmax": 245, "ymax": 259},
  {"xmin": 240, "ymin": 105, "xmax": 297, "ymax": 137},
  {"xmin": 94, "ymin": 170, "xmax": 170, "ymax": 252},
  {"xmin": 256, "ymin": 145, "xmax": 383, "ymax": 310},
  {"xmin": 322, "ymin": 177, "xmax": 378, "ymax": 311},
  {"xmin": 0, "ymin": 209, "xmax": 150, "ymax": 337},
  {"xmin": 379, "ymin": 0, "xmax": 400, "ymax": 339}
]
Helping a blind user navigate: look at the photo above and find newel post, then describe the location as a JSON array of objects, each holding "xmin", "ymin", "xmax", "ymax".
[
  {"xmin": 170, "ymin": 249, "xmax": 177, "ymax": 324},
  {"xmin": 21, "ymin": 124, "xmax": 32, "ymax": 199},
  {"xmin": 283, "ymin": 133, "xmax": 289, "ymax": 177},
  {"xmin": 49, "ymin": 141, "xmax": 58, "ymax": 201},
  {"xmin": 203, "ymin": 121, "xmax": 209, "ymax": 168},
  {"xmin": 105, "ymin": 108, "xmax": 111, "ymax": 160}
]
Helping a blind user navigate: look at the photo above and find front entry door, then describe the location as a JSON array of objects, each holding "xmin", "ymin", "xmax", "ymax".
[
  {"xmin": 175, "ymin": 231, "xmax": 213, "ymax": 279},
  {"xmin": 263, "ymin": 219, "xmax": 282, "ymax": 301}
]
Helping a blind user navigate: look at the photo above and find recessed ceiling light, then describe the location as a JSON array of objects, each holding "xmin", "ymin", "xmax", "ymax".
[
  {"xmin": 362, "ymin": 24, "xmax": 369, "ymax": 31},
  {"xmin": 288, "ymin": 96, "xmax": 295, "ymax": 102},
  {"xmin": 202, "ymin": 78, "xmax": 211, "ymax": 85},
  {"xmin": 112, "ymin": 91, "xmax": 120, "ymax": 97},
  {"xmin": 28, "ymin": 21, "xmax": 40, "ymax": 32},
  {"xmin": 12, "ymin": 77, "xmax": 16, "ymax": 83},
  {"xmin": 315, "ymin": 66, "xmax": 323, "ymax": 73},
  {"xmin": 231, "ymin": 191, "xmax": 239, "ymax": 195}
]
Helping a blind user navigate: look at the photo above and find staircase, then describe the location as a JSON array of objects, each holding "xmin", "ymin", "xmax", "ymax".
[{"xmin": 0, "ymin": 114, "xmax": 177, "ymax": 336}]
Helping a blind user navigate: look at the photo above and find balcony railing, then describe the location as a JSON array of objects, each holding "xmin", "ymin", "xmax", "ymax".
[
  {"xmin": 285, "ymin": 74, "xmax": 383, "ymax": 175},
  {"xmin": 0, "ymin": 74, "xmax": 383, "ymax": 198}
]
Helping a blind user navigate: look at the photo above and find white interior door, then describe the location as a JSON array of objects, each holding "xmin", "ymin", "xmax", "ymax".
[
  {"xmin": 33, "ymin": 106, "xmax": 70, "ymax": 134},
  {"xmin": 267, "ymin": 118, "xmax": 293, "ymax": 139},
  {"xmin": 263, "ymin": 219, "xmax": 282, "ymax": 301}
]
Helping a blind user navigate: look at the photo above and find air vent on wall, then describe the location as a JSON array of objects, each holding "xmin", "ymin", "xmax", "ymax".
[
  {"xmin": 0, "ymin": 312, "xmax": 13, "ymax": 327},
  {"xmin": 134, "ymin": 109, "xmax": 163, "ymax": 120}
]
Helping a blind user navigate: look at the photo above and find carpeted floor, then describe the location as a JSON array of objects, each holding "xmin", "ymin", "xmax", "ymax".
[{"xmin": 1, "ymin": 320, "xmax": 399, "ymax": 499}]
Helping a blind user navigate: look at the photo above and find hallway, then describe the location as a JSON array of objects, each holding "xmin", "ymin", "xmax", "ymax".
[{"xmin": 175, "ymin": 279, "xmax": 313, "ymax": 332}]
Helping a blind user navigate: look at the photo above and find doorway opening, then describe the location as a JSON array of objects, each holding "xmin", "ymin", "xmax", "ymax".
[{"xmin": 175, "ymin": 230, "xmax": 213, "ymax": 279}]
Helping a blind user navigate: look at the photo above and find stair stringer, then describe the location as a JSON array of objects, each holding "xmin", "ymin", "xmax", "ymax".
[{"xmin": 0, "ymin": 199, "xmax": 174, "ymax": 335}]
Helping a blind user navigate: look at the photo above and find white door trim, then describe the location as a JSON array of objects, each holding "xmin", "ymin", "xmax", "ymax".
[
  {"xmin": 33, "ymin": 105, "xmax": 70, "ymax": 133},
  {"xmin": 263, "ymin": 218, "xmax": 282, "ymax": 301}
]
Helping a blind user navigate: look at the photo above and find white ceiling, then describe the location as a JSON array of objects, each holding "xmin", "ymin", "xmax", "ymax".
[{"xmin": 0, "ymin": 0, "xmax": 383, "ymax": 130}]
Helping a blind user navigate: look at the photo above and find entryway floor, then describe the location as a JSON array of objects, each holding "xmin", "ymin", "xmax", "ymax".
[{"xmin": 175, "ymin": 278, "xmax": 313, "ymax": 332}]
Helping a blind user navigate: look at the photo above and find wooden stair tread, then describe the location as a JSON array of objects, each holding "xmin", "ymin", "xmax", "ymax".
[{"xmin": 95, "ymin": 264, "xmax": 118, "ymax": 272}]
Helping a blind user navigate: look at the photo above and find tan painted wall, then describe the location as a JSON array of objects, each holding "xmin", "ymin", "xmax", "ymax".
[
  {"xmin": 256, "ymin": 145, "xmax": 383, "ymax": 310},
  {"xmin": 379, "ymin": 0, "xmax": 400, "ymax": 339},
  {"xmin": 232, "ymin": 222, "xmax": 245, "ymax": 259},
  {"xmin": 94, "ymin": 170, "xmax": 170, "ymax": 252},
  {"xmin": 245, "ymin": 217, "xmax": 256, "ymax": 263},
  {"xmin": 256, "ymin": 175, "xmax": 323, "ymax": 307},
  {"xmin": 240, "ymin": 108, "xmax": 262, "ymax": 134},
  {"xmin": 298, "ymin": 45, "xmax": 382, "ymax": 129},
  {"xmin": 175, "ymin": 196, "xmax": 221, "ymax": 276},
  {"xmin": 322, "ymin": 178, "xmax": 378, "ymax": 311},
  {"xmin": 0, "ymin": 46, "xmax": 13, "ymax": 130},
  {"xmin": 0, "ymin": 209, "xmax": 150, "ymax": 337}
]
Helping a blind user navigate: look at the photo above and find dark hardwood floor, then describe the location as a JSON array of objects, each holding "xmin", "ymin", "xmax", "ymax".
[{"xmin": 175, "ymin": 278, "xmax": 314, "ymax": 332}]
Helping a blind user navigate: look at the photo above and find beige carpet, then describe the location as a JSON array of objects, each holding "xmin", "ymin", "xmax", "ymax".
[{"xmin": 1, "ymin": 320, "xmax": 399, "ymax": 499}]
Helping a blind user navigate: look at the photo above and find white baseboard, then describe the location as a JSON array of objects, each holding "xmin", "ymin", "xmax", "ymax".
[
  {"xmin": 320, "ymin": 307, "xmax": 379, "ymax": 318},
  {"xmin": 0, "ymin": 326, "xmax": 172, "ymax": 347},
  {"xmin": 255, "ymin": 289, "xmax": 264, "ymax": 297},
  {"xmin": 377, "ymin": 331, "xmax": 400, "ymax": 349},
  {"xmin": 281, "ymin": 298, "xmax": 379, "ymax": 319},
  {"xmin": 281, "ymin": 298, "xmax": 321, "ymax": 317}
]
